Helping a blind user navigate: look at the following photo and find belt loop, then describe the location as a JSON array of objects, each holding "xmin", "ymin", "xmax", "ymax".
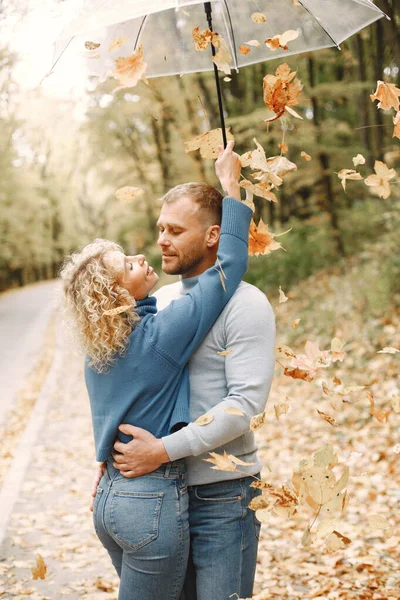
[{"xmin": 164, "ymin": 463, "xmax": 171, "ymax": 478}]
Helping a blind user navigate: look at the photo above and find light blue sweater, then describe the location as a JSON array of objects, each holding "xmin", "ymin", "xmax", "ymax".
[{"xmin": 84, "ymin": 197, "xmax": 253, "ymax": 462}]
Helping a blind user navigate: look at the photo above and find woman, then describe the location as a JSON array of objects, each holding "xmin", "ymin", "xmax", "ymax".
[{"xmin": 60, "ymin": 144, "xmax": 252, "ymax": 600}]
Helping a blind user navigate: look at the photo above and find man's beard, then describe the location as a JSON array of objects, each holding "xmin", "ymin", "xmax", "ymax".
[{"xmin": 162, "ymin": 246, "xmax": 204, "ymax": 276}]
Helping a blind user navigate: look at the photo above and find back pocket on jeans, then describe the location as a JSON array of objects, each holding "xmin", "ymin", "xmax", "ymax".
[{"xmin": 110, "ymin": 491, "xmax": 164, "ymax": 551}]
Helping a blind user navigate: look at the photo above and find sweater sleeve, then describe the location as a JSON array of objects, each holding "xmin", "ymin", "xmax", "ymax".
[
  {"xmin": 145, "ymin": 197, "xmax": 252, "ymax": 367},
  {"xmin": 161, "ymin": 288, "xmax": 276, "ymax": 460}
]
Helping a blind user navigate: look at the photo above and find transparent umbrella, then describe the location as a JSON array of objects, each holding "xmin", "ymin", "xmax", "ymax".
[{"xmin": 51, "ymin": 0, "xmax": 388, "ymax": 144}]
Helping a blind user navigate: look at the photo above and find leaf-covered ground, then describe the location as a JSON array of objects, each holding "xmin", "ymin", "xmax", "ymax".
[{"xmin": 1, "ymin": 238, "xmax": 399, "ymax": 599}]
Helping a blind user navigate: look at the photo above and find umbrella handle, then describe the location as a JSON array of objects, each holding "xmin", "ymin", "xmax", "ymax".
[{"xmin": 204, "ymin": 2, "xmax": 228, "ymax": 148}]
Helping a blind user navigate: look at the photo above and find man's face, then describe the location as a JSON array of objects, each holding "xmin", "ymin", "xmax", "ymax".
[{"xmin": 157, "ymin": 196, "xmax": 211, "ymax": 277}]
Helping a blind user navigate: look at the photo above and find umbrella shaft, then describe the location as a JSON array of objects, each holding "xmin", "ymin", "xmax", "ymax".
[{"xmin": 204, "ymin": 2, "xmax": 227, "ymax": 148}]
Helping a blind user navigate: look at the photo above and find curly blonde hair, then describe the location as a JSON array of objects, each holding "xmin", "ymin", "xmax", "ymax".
[{"xmin": 60, "ymin": 239, "xmax": 140, "ymax": 372}]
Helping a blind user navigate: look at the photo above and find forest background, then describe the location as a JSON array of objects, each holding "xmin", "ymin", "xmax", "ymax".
[{"xmin": 0, "ymin": 0, "xmax": 399, "ymax": 307}]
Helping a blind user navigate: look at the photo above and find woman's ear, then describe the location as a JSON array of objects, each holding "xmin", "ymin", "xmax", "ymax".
[{"xmin": 206, "ymin": 225, "xmax": 221, "ymax": 249}]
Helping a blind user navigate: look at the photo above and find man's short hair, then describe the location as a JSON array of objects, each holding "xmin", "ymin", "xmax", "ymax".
[{"xmin": 161, "ymin": 182, "xmax": 223, "ymax": 226}]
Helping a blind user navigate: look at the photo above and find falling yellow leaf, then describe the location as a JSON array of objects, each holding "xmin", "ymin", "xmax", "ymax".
[
  {"xmin": 326, "ymin": 531, "xmax": 351, "ymax": 553},
  {"xmin": 113, "ymin": 43, "xmax": 147, "ymax": 89},
  {"xmin": 243, "ymin": 39, "xmax": 262, "ymax": 48},
  {"xmin": 192, "ymin": 26, "xmax": 213, "ymax": 51},
  {"xmin": 393, "ymin": 111, "xmax": 400, "ymax": 139},
  {"xmin": 109, "ymin": 37, "xmax": 128, "ymax": 52},
  {"xmin": 224, "ymin": 407, "xmax": 244, "ymax": 416},
  {"xmin": 301, "ymin": 151, "xmax": 312, "ymax": 161},
  {"xmin": 284, "ymin": 367, "xmax": 314, "ymax": 382},
  {"xmin": 265, "ymin": 30, "xmax": 299, "ymax": 51},
  {"xmin": 377, "ymin": 346, "xmax": 399, "ymax": 354},
  {"xmin": 31, "ymin": 554, "xmax": 47, "ymax": 580},
  {"xmin": 338, "ymin": 169, "xmax": 363, "ymax": 192},
  {"xmin": 263, "ymin": 63, "xmax": 303, "ymax": 122},
  {"xmin": 114, "ymin": 186, "xmax": 144, "ymax": 203},
  {"xmin": 370, "ymin": 80, "xmax": 400, "ymax": 112},
  {"xmin": 204, "ymin": 451, "xmax": 255, "ymax": 472},
  {"xmin": 248, "ymin": 219, "xmax": 283, "ymax": 256},
  {"xmin": 223, "ymin": 76, "xmax": 231, "ymax": 82},
  {"xmin": 278, "ymin": 286, "xmax": 288, "ymax": 303},
  {"xmin": 292, "ymin": 319, "xmax": 300, "ymax": 328},
  {"xmin": 217, "ymin": 349, "xmax": 232, "ymax": 356},
  {"xmin": 278, "ymin": 141, "xmax": 288, "ymax": 153},
  {"xmin": 184, "ymin": 128, "xmax": 234, "ymax": 159},
  {"xmin": 365, "ymin": 160, "xmax": 396, "ymax": 199},
  {"xmin": 250, "ymin": 412, "xmax": 266, "ymax": 431},
  {"xmin": 211, "ymin": 34, "xmax": 232, "ymax": 75},
  {"xmin": 251, "ymin": 12, "xmax": 267, "ymax": 23},
  {"xmin": 239, "ymin": 45, "xmax": 251, "ymax": 55},
  {"xmin": 85, "ymin": 41, "xmax": 100, "ymax": 50},
  {"xmin": 274, "ymin": 402, "xmax": 289, "ymax": 420},
  {"xmin": 196, "ymin": 413, "xmax": 214, "ymax": 426},
  {"xmin": 239, "ymin": 179, "xmax": 278, "ymax": 203},
  {"xmin": 352, "ymin": 153, "xmax": 366, "ymax": 167}
]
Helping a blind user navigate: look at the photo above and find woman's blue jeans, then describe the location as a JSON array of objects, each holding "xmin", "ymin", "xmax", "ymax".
[{"xmin": 93, "ymin": 459, "xmax": 189, "ymax": 600}]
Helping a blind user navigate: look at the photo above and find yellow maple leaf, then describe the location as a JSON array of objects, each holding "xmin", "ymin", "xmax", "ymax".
[
  {"xmin": 204, "ymin": 451, "xmax": 255, "ymax": 472},
  {"xmin": 211, "ymin": 34, "xmax": 232, "ymax": 75},
  {"xmin": 370, "ymin": 80, "xmax": 400, "ymax": 112},
  {"xmin": 364, "ymin": 160, "xmax": 396, "ymax": 199},
  {"xmin": 248, "ymin": 219, "xmax": 283, "ymax": 256},
  {"xmin": 263, "ymin": 63, "xmax": 303, "ymax": 122}
]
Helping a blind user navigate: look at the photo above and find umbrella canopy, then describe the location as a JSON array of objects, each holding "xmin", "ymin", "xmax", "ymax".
[{"xmin": 53, "ymin": 0, "xmax": 387, "ymax": 80}]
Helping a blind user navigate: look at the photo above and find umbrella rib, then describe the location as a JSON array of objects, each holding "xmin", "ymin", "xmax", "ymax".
[
  {"xmin": 221, "ymin": 0, "xmax": 239, "ymax": 70},
  {"xmin": 296, "ymin": 0, "xmax": 341, "ymax": 49},
  {"xmin": 133, "ymin": 15, "xmax": 148, "ymax": 50}
]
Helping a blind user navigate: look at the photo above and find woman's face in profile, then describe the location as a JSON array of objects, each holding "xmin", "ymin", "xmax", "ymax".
[{"xmin": 104, "ymin": 251, "xmax": 159, "ymax": 300}]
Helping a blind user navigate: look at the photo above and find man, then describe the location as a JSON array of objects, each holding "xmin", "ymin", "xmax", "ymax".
[{"xmin": 93, "ymin": 142, "xmax": 276, "ymax": 599}]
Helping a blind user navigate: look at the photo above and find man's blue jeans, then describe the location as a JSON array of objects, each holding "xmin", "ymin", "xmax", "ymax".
[
  {"xmin": 93, "ymin": 459, "xmax": 189, "ymax": 600},
  {"xmin": 181, "ymin": 475, "xmax": 262, "ymax": 600}
]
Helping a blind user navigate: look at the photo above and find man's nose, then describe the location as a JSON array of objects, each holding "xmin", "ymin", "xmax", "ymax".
[{"xmin": 157, "ymin": 233, "xmax": 170, "ymax": 247}]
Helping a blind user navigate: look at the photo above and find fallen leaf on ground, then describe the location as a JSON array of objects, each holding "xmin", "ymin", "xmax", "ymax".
[
  {"xmin": 31, "ymin": 554, "xmax": 46, "ymax": 580},
  {"xmin": 368, "ymin": 391, "xmax": 390, "ymax": 424}
]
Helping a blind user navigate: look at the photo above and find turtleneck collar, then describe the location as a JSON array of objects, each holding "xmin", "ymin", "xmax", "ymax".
[
  {"xmin": 180, "ymin": 275, "xmax": 199, "ymax": 293},
  {"xmin": 135, "ymin": 296, "xmax": 158, "ymax": 316}
]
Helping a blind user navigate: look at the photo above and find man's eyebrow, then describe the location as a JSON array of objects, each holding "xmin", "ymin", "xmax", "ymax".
[{"xmin": 157, "ymin": 221, "xmax": 185, "ymax": 229}]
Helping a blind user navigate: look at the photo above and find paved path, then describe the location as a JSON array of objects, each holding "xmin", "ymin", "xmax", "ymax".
[{"xmin": 0, "ymin": 281, "xmax": 60, "ymax": 428}]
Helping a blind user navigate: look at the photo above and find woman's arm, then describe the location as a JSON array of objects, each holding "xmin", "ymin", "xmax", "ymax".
[{"xmin": 145, "ymin": 144, "xmax": 252, "ymax": 368}]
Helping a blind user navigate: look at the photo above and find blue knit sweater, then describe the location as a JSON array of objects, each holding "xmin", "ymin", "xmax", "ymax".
[{"xmin": 84, "ymin": 197, "xmax": 252, "ymax": 462}]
